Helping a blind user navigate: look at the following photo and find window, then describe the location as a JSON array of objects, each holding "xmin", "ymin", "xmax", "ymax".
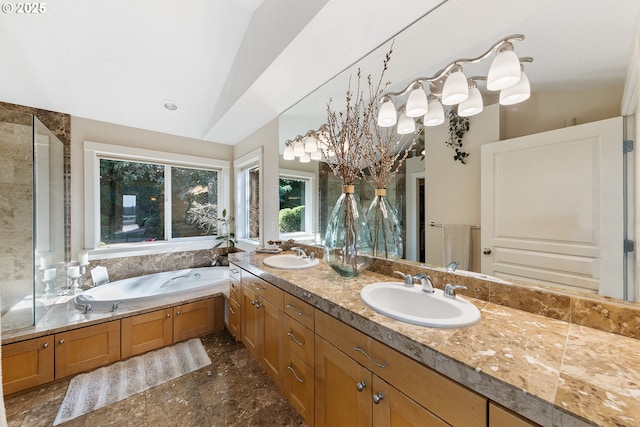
[
  {"xmin": 234, "ymin": 148, "xmax": 261, "ymax": 243},
  {"xmin": 85, "ymin": 142, "xmax": 230, "ymax": 252},
  {"xmin": 278, "ymin": 169, "xmax": 316, "ymax": 241}
]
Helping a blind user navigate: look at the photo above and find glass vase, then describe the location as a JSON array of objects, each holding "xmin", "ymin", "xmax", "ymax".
[
  {"xmin": 323, "ymin": 185, "xmax": 374, "ymax": 277},
  {"xmin": 366, "ymin": 189, "xmax": 403, "ymax": 259}
]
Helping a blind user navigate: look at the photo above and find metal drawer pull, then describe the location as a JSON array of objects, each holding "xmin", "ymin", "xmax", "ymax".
[
  {"xmin": 59, "ymin": 339, "xmax": 65, "ymax": 345},
  {"xmin": 229, "ymin": 305, "xmax": 236, "ymax": 315},
  {"xmin": 251, "ymin": 282, "xmax": 264, "ymax": 291},
  {"xmin": 286, "ymin": 304, "xmax": 303, "ymax": 316},
  {"xmin": 373, "ymin": 392, "xmax": 384, "ymax": 404},
  {"xmin": 251, "ymin": 300, "xmax": 262, "ymax": 309},
  {"xmin": 231, "ymin": 283, "xmax": 238, "ymax": 292},
  {"xmin": 287, "ymin": 330, "xmax": 305, "ymax": 346},
  {"xmin": 353, "ymin": 346, "xmax": 388, "ymax": 368},
  {"xmin": 42, "ymin": 342, "xmax": 49, "ymax": 349},
  {"xmin": 356, "ymin": 381, "xmax": 366, "ymax": 392},
  {"xmin": 230, "ymin": 268, "xmax": 239, "ymax": 274},
  {"xmin": 288, "ymin": 364, "xmax": 305, "ymax": 383},
  {"xmin": 166, "ymin": 313, "xmax": 171, "ymax": 318}
]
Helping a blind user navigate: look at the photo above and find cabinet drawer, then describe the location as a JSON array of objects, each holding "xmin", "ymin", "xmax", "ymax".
[
  {"xmin": 242, "ymin": 273, "xmax": 283, "ymax": 309},
  {"xmin": 284, "ymin": 315, "xmax": 314, "ymax": 367},
  {"xmin": 315, "ymin": 310, "xmax": 486, "ymax": 427},
  {"xmin": 229, "ymin": 263, "xmax": 242, "ymax": 282},
  {"xmin": 228, "ymin": 296, "xmax": 241, "ymax": 340},
  {"xmin": 229, "ymin": 279, "xmax": 242, "ymax": 303},
  {"xmin": 284, "ymin": 293, "xmax": 314, "ymax": 330}
]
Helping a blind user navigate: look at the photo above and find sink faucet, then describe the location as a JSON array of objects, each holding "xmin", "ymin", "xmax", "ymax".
[
  {"xmin": 291, "ymin": 247, "xmax": 308, "ymax": 258},
  {"xmin": 202, "ymin": 255, "xmax": 219, "ymax": 266},
  {"xmin": 444, "ymin": 283, "xmax": 467, "ymax": 298},
  {"xmin": 393, "ymin": 271, "xmax": 414, "ymax": 287},
  {"xmin": 446, "ymin": 261, "xmax": 460, "ymax": 272},
  {"xmin": 414, "ymin": 274, "xmax": 434, "ymax": 293}
]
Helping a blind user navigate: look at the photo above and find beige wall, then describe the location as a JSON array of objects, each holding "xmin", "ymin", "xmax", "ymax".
[{"xmin": 70, "ymin": 116, "xmax": 233, "ymax": 256}]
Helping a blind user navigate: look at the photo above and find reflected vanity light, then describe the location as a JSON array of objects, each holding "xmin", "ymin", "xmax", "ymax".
[{"xmin": 377, "ymin": 34, "xmax": 533, "ymax": 134}]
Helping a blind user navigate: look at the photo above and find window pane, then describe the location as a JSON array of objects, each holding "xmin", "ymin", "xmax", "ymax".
[
  {"xmin": 249, "ymin": 168, "xmax": 260, "ymax": 239},
  {"xmin": 279, "ymin": 178, "xmax": 306, "ymax": 232},
  {"xmin": 173, "ymin": 166, "xmax": 219, "ymax": 237},
  {"xmin": 100, "ymin": 159, "xmax": 164, "ymax": 244}
]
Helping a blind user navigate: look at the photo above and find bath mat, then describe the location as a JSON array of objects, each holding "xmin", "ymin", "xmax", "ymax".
[{"xmin": 53, "ymin": 338, "xmax": 211, "ymax": 425}]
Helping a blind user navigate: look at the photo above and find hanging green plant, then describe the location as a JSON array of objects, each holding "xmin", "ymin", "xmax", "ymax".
[{"xmin": 445, "ymin": 107, "xmax": 470, "ymax": 164}]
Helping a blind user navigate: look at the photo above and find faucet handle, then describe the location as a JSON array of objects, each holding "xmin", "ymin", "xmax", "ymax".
[
  {"xmin": 444, "ymin": 284, "xmax": 467, "ymax": 298},
  {"xmin": 393, "ymin": 271, "xmax": 413, "ymax": 287}
]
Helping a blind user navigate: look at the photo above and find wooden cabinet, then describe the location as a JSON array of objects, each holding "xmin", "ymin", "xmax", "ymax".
[
  {"xmin": 489, "ymin": 402, "xmax": 540, "ymax": 427},
  {"xmin": 283, "ymin": 294, "xmax": 315, "ymax": 425},
  {"xmin": 241, "ymin": 272, "xmax": 284, "ymax": 388},
  {"xmin": 227, "ymin": 265, "xmax": 242, "ymax": 340},
  {"xmin": 227, "ymin": 295, "xmax": 241, "ymax": 339},
  {"xmin": 2, "ymin": 336, "xmax": 54, "ymax": 395},
  {"xmin": 315, "ymin": 310, "xmax": 487, "ymax": 427},
  {"xmin": 121, "ymin": 308, "xmax": 173, "ymax": 358},
  {"xmin": 55, "ymin": 320, "xmax": 121, "ymax": 379},
  {"xmin": 173, "ymin": 297, "xmax": 224, "ymax": 343}
]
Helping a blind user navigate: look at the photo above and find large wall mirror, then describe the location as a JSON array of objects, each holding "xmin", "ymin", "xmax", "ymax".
[{"xmin": 278, "ymin": 0, "xmax": 640, "ymax": 302}]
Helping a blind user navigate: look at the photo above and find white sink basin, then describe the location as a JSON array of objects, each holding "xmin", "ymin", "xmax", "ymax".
[
  {"xmin": 263, "ymin": 254, "xmax": 319, "ymax": 270},
  {"xmin": 360, "ymin": 282, "xmax": 481, "ymax": 328}
]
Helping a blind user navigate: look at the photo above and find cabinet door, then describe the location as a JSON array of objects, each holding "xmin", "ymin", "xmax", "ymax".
[
  {"xmin": 489, "ymin": 402, "xmax": 540, "ymax": 427},
  {"xmin": 173, "ymin": 297, "xmax": 224, "ymax": 343},
  {"xmin": 55, "ymin": 321, "xmax": 120, "ymax": 379},
  {"xmin": 229, "ymin": 279, "xmax": 242, "ymax": 304},
  {"xmin": 285, "ymin": 352, "xmax": 314, "ymax": 426},
  {"xmin": 284, "ymin": 315, "xmax": 314, "ymax": 367},
  {"xmin": 241, "ymin": 285, "xmax": 261, "ymax": 357},
  {"xmin": 261, "ymin": 298, "xmax": 283, "ymax": 387},
  {"xmin": 2, "ymin": 335, "xmax": 54, "ymax": 395},
  {"xmin": 227, "ymin": 296, "xmax": 241, "ymax": 340},
  {"xmin": 121, "ymin": 308, "xmax": 173, "ymax": 358},
  {"xmin": 315, "ymin": 336, "xmax": 372, "ymax": 427},
  {"xmin": 373, "ymin": 376, "xmax": 449, "ymax": 427}
]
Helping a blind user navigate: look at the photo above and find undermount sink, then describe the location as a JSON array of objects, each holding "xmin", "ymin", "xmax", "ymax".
[
  {"xmin": 263, "ymin": 254, "xmax": 319, "ymax": 270},
  {"xmin": 360, "ymin": 282, "xmax": 481, "ymax": 328}
]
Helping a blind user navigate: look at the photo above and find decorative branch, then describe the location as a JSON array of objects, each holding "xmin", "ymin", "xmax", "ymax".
[{"xmin": 445, "ymin": 107, "xmax": 470, "ymax": 164}]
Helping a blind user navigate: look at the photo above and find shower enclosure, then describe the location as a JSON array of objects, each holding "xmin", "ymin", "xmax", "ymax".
[{"xmin": 0, "ymin": 109, "xmax": 66, "ymax": 332}]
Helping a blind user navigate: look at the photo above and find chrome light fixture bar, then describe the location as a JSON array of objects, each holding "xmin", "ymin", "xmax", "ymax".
[
  {"xmin": 282, "ymin": 125, "xmax": 330, "ymax": 164},
  {"xmin": 377, "ymin": 34, "xmax": 533, "ymax": 132}
]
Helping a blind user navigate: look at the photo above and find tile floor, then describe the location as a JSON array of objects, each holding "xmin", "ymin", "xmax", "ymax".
[{"xmin": 5, "ymin": 330, "xmax": 308, "ymax": 426}]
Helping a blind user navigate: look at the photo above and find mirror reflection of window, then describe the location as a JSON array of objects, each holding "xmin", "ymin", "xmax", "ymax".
[{"xmin": 278, "ymin": 170, "xmax": 316, "ymax": 242}]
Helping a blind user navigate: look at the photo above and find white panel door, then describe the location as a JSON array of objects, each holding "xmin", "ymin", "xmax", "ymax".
[{"xmin": 481, "ymin": 117, "xmax": 623, "ymax": 298}]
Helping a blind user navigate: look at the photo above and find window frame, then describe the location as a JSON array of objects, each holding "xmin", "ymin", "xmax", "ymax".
[
  {"xmin": 278, "ymin": 168, "xmax": 316, "ymax": 239},
  {"xmin": 233, "ymin": 147, "xmax": 262, "ymax": 247},
  {"xmin": 84, "ymin": 141, "xmax": 230, "ymax": 257}
]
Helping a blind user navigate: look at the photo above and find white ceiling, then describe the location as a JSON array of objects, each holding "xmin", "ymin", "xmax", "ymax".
[{"xmin": 2, "ymin": 0, "xmax": 639, "ymax": 145}]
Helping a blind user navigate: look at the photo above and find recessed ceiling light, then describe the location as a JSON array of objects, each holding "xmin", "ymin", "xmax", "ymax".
[{"xmin": 163, "ymin": 100, "xmax": 178, "ymax": 111}]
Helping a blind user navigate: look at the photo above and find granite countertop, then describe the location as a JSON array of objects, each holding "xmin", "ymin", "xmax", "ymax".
[{"xmin": 230, "ymin": 251, "xmax": 640, "ymax": 427}]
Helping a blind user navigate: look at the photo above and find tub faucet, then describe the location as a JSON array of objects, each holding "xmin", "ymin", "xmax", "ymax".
[
  {"xmin": 414, "ymin": 274, "xmax": 434, "ymax": 293},
  {"xmin": 446, "ymin": 261, "xmax": 460, "ymax": 272},
  {"xmin": 74, "ymin": 301, "xmax": 92, "ymax": 314},
  {"xmin": 202, "ymin": 255, "xmax": 219, "ymax": 266}
]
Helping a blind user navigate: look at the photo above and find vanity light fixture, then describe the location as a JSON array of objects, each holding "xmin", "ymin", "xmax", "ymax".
[
  {"xmin": 377, "ymin": 34, "xmax": 533, "ymax": 133},
  {"xmin": 282, "ymin": 127, "xmax": 326, "ymax": 163}
]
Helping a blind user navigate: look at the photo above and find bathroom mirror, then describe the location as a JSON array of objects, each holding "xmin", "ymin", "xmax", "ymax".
[{"xmin": 277, "ymin": 0, "xmax": 639, "ymax": 301}]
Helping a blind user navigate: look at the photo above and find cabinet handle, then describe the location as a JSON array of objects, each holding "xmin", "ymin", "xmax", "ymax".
[
  {"xmin": 176, "ymin": 311, "xmax": 181, "ymax": 316},
  {"xmin": 229, "ymin": 305, "xmax": 236, "ymax": 315},
  {"xmin": 287, "ymin": 330, "xmax": 305, "ymax": 346},
  {"xmin": 286, "ymin": 304, "xmax": 303, "ymax": 316},
  {"xmin": 251, "ymin": 300, "xmax": 262, "ymax": 309},
  {"xmin": 42, "ymin": 342, "xmax": 49, "ymax": 349},
  {"xmin": 58, "ymin": 339, "xmax": 65, "ymax": 345},
  {"xmin": 353, "ymin": 346, "xmax": 388, "ymax": 368},
  {"xmin": 166, "ymin": 313, "xmax": 171, "ymax": 318},
  {"xmin": 287, "ymin": 364, "xmax": 305, "ymax": 383},
  {"xmin": 230, "ymin": 268, "xmax": 239, "ymax": 274},
  {"xmin": 373, "ymin": 392, "xmax": 384, "ymax": 404},
  {"xmin": 251, "ymin": 282, "xmax": 264, "ymax": 291},
  {"xmin": 356, "ymin": 381, "xmax": 367, "ymax": 392},
  {"xmin": 231, "ymin": 283, "xmax": 238, "ymax": 292}
]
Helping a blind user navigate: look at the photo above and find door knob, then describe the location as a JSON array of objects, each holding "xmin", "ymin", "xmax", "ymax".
[{"xmin": 482, "ymin": 248, "xmax": 492, "ymax": 255}]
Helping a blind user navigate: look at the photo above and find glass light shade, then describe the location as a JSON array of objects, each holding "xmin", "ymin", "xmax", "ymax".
[
  {"xmin": 423, "ymin": 99, "xmax": 445, "ymax": 126},
  {"xmin": 305, "ymin": 135, "xmax": 318, "ymax": 152},
  {"xmin": 397, "ymin": 112, "xmax": 416, "ymax": 134},
  {"xmin": 457, "ymin": 87, "xmax": 483, "ymax": 117},
  {"xmin": 499, "ymin": 71, "xmax": 530, "ymax": 105},
  {"xmin": 283, "ymin": 144, "xmax": 295, "ymax": 160},
  {"xmin": 442, "ymin": 70, "xmax": 469, "ymax": 105},
  {"xmin": 377, "ymin": 98, "xmax": 397, "ymax": 127},
  {"xmin": 310, "ymin": 150, "xmax": 323, "ymax": 160},
  {"xmin": 293, "ymin": 139, "xmax": 305, "ymax": 157},
  {"xmin": 299, "ymin": 153, "xmax": 311, "ymax": 163},
  {"xmin": 405, "ymin": 86, "xmax": 428, "ymax": 117},
  {"xmin": 487, "ymin": 48, "xmax": 522, "ymax": 91}
]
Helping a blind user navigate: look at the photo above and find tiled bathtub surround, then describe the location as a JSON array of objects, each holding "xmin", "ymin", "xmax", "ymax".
[{"xmin": 231, "ymin": 250, "xmax": 640, "ymax": 426}]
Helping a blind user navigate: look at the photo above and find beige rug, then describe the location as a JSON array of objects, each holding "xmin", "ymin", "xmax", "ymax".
[{"xmin": 53, "ymin": 338, "xmax": 211, "ymax": 425}]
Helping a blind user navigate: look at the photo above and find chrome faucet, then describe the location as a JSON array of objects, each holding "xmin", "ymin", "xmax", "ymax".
[
  {"xmin": 414, "ymin": 274, "xmax": 434, "ymax": 293},
  {"xmin": 446, "ymin": 261, "xmax": 460, "ymax": 272},
  {"xmin": 393, "ymin": 271, "xmax": 414, "ymax": 287},
  {"xmin": 202, "ymin": 255, "xmax": 219, "ymax": 266},
  {"xmin": 444, "ymin": 283, "xmax": 467, "ymax": 298},
  {"xmin": 291, "ymin": 247, "xmax": 308, "ymax": 258}
]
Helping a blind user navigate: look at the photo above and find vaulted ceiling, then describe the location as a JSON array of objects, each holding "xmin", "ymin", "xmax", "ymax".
[{"xmin": 1, "ymin": 0, "xmax": 639, "ymax": 145}]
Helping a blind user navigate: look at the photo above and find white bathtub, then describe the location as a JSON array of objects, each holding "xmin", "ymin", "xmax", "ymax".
[{"xmin": 74, "ymin": 267, "xmax": 229, "ymax": 313}]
